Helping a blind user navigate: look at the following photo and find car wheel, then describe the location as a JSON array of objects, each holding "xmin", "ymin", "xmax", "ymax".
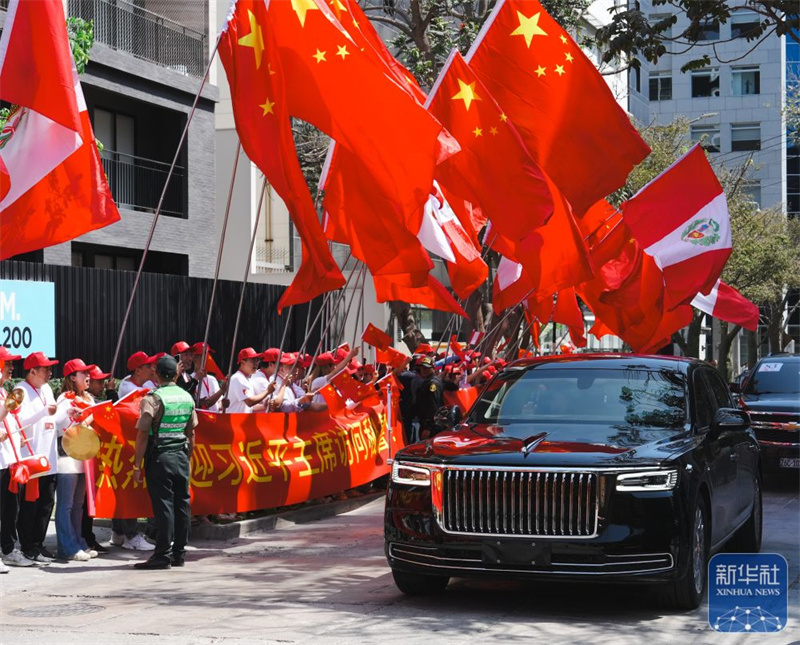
[
  {"xmin": 660, "ymin": 495, "xmax": 708, "ymax": 611},
  {"xmin": 727, "ymin": 476, "xmax": 762, "ymax": 553},
  {"xmin": 391, "ymin": 569, "xmax": 450, "ymax": 595}
]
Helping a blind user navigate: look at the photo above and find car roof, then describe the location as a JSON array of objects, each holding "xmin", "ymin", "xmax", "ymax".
[
  {"xmin": 755, "ymin": 354, "xmax": 800, "ymax": 365},
  {"xmin": 507, "ymin": 353, "xmax": 698, "ymax": 373}
]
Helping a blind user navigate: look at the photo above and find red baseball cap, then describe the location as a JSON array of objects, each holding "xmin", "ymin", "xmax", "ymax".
[
  {"xmin": 191, "ymin": 342, "xmax": 215, "ymax": 355},
  {"xmin": 171, "ymin": 341, "xmax": 191, "ymax": 355},
  {"xmin": 261, "ymin": 348, "xmax": 280, "ymax": 362},
  {"xmin": 316, "ymin": 352, "xmax": 335, "ymax": 366},
  {"xmin": 363, "ymin": 364, "xmax": 375, "ymax": 374},
  {"xmin": 127, "ymin": 351, "xmax": 158, "ymax": 371},
  {"xmin": 300, "ymin": 354, "xmax": 313, "ymax": 369},
  {"xmin": 63, "ymin": 358, "xmax": 97, "ymax": 377},
  {"xmin": 0, "ymin": 347, "xmax": 22, "ymax": 361},
  {"xmin": 416, "ymin": 343, "xmax": 434, "ymax": 354},
  {"xmin": 237, "ymin": 347, "xmax": 262, "ymax": 362},
  {"xmin": 88, "ymin": 366, "xmax": 111, "ymax": 380},
  {"xmin": 279, "ymin": 352, "xmax": 297, "ymax": 365},
  {"xmin": 23, "ymin": 352, "xmax": 59, "ymax": 370}
]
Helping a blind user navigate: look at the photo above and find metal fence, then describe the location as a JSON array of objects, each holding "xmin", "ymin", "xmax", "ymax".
[
  {"xmin": 67, "ymin": 0, "xmax": 207, "ymax": 77},
  {"xmin": 0, "ymin": 261, "xmax": 320, "ymax": 379},
  {"xmin": 100, "ymin": 150, "xmax": 185, "ymax": 216}
]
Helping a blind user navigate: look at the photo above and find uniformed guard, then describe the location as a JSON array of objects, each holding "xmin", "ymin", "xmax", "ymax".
[
  {"xmin": 132, "ymin": 355, "xmax": 198, "ymax": 570},
  {"xmin": 414, "ymin": 356, "xmax": 445, "ymax": 440}
]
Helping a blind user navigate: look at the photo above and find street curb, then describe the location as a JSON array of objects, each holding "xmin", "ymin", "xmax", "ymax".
[{"xmin": 189, "ymin": 491, "xmax": 385, "ymax": 541}]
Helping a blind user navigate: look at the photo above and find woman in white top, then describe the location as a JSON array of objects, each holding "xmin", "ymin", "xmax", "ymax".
[{"xmin": 55, "ymin": 359, "xmax": 98, "ymax": 561}]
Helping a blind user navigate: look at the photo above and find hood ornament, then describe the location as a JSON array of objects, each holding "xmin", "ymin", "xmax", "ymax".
[{"xmin": 522, "ymin": 432, "xmax": 548, "ymax": 453}]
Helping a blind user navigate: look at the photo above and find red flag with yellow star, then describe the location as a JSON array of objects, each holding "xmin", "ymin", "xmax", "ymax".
[
  {"xmin": 218, "ymin": 0, "xmax": 344, "ymax": 311},
  {"xmin": 467, "ymin": 0, "xmax": 650, "ymax": 216},
  {"xmin": 428, "ymin": 50, "xmax": 554, "ymax": 255}
]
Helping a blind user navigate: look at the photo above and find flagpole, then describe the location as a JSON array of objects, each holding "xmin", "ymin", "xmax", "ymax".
[{"xmin": 109, "ymin": 32, "xmax": 223, "ymax": 379}]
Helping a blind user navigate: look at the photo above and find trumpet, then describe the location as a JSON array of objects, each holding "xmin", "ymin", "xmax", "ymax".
[{"xmin": 3, "ymin": 388, "xmax": 24, "ymax": 412}]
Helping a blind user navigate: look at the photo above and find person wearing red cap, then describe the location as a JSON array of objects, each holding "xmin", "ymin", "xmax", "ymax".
[
  {"xmin": 171, "ymin": 341, "xmax": 198, "ymax": 396},
  {"xmin": 15, "ymin": 352, "xmax": 75, "ymax": 564},
  {"xmin": 250, "ymin": 348, "xmax": 279, "ymax": 398},
  {"xmin": 269, "ymin": 353, "xmax": 313, "ymax": 412},
  {"xmin": 225, "ymin": 348, "xmax": 272, "ymax": 414},
  {"xmin": 118, "ymin": 351, "xmax": 158, "ymax": 399},
  {"xmin": 188, "ymin": 345, "xmax": 224, "ymax": 412},
  {"xmin": 0, "ymin": 347, "xmax": 34, "ymax": 571},
  {"xmin": 55, "ymin": 359, "xmax": 99, "ymax": 562},
  {"xmin": 306, "ymin": 347, "xmax": 358, "ymax": 412}
]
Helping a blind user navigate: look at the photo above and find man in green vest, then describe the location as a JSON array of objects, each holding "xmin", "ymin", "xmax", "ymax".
[{"xmin": 132, "ymin": 355, "xmax": 198, "ymax": 570}]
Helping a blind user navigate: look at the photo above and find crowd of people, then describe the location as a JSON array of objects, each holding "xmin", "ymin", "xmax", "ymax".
[{"xmin": 0, "ymin": 335, "xmax": 504, "ymax": 572}]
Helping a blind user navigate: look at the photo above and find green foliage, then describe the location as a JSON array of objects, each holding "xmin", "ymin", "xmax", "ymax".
[{"xmin": 67, "ymin": 17, "xmax": 94, "ymax": 75}]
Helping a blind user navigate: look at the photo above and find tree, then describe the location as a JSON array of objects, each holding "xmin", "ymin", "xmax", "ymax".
[{"xmin": 595, "ymin": 0, "xmax": 800, "ymax": 73}]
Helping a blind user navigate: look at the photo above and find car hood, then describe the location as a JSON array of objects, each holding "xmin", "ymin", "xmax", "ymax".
[
  {"xmin": 740, "ymin": 394, "xmax": 800, "ymax": 414},
  {"xmin": 398, "ymin": 422, "xmax": 694, "ymax": 468}
]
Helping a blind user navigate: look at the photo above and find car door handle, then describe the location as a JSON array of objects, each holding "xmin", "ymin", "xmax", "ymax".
[{"xmin": 730, "ymin": 453, "xmax": 739, "ymax": 461}]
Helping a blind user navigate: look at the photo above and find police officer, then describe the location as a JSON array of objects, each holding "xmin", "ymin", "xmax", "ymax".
[
  {"xmin": 414, "ymin": 356, "xmax": 445, "ymax": 440},
  {"xmin": 132, "ymin": 356, "xmax": 198, "ymax": 570}
]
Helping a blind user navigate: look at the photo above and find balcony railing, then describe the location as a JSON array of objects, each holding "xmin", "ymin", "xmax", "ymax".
[
  {"xmin": 101, "ymin": 150, "xmax": 185, "ymax": 217},
  {"xmin": 67, "ymin": 0, "xmax": 206, "ymax": 77}
]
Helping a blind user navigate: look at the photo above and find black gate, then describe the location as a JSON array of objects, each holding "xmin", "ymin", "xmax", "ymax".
[{"xmin": 0, "ymin": 261, "xmax": 320, "ymax": 378}]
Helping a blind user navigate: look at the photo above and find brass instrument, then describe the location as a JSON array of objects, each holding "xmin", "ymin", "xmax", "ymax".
[
  {"xmin": 3, "ymin": 388, "xmax": 24, "ymax": 412},
  {"xmin": 62, "ymin": 424, "xmax": 101, "ymax": 460}
]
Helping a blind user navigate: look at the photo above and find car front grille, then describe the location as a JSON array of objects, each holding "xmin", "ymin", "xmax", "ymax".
[
  {"xmin": 749, "ymin": 411, "xmax": 800, "ymax": 445},
  {"xmin": 442, "ymin": 469, "xmax": 599, "ymax": 537}
]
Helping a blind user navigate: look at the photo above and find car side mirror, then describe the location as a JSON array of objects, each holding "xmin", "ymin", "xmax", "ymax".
[
  {"xmin": 449, "ymin": 405, "xmax": 463, "ymax": 427},
  {"xmin": 728, "ymin": 382, "xmax": 741, "ymax": 394},
  {"xmin": 711, "ymin": 407, "xmax": 750, "ymax": 436}
]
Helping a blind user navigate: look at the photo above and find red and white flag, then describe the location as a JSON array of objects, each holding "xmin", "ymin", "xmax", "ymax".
[
  {"xmin": 691, "ymin": 280, "xmax": 759, "ymax": 332},
  {"xmin": 622, "ymin": 145, "xmax": 731, "ymax": 310},
  {"xmin": 469, "ymin": 330, "xmax": 484, "ymax": 346},
  {"xmin": 0, "ymin": 0, "xmax": 120, "ymax": 259}
]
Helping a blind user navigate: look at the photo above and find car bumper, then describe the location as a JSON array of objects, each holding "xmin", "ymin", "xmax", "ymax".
[{"xmin": 758, "ymin": 441, "xmax": 800, "ymax": 473}]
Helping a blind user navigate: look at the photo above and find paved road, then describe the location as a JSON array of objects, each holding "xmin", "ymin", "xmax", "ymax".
[{"xmin": 1, "ymin": 478, "xmax": 797, "ymax": 645}]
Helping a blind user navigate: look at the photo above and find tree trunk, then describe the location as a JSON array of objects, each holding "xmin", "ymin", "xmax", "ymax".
[
  {"xmin": 464, "ymin": 289, "xmax": 485, "ymax": 335},
  {"xmin": 717, "ymin": 322, "xmax": 741, "ymax": 383},
  {"xmin": 684, "ymin": 311, "xmax": 704, "ymax": 358},
  {"xmin": 389, "ymin": 300, "xmax": 425, "ymax": 352},
  {"xmin": 766, "ymin": 299, "xmax": 783, "ymax": 354},
  {"xmin": 745, "ymin": 329, "xmax": 758, "ymax": 369}
]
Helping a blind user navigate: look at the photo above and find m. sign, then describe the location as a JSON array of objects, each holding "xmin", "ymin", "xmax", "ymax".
[{"xmin": 0, "ymin": 280, "xmax": 55, "ymax": 355}]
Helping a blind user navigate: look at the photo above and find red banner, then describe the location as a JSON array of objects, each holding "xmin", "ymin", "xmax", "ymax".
[{"xmin": 87, "ymin": 391, "xmax": 404, "ymax": 518}]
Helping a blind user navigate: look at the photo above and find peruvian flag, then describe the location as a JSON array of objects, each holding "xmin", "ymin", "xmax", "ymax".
[
  {"xmin": 622, "ymin": 145, "xmax": 731, "ymax": 310},
  {"xmin": 0, "ymin": 0, "xmax": 120, "ymax": 259},
  {"xmin": 691, "ymin": 280, "xmax": 759, "ymax": 331},
  {"xmin": 469, "ymin": 330, "xmax": 485, "ymax": 346}
]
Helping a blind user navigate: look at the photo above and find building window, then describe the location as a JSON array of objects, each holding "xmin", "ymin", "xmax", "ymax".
[
  {"xmin": 691, "ymin": 125, "xmax": 721, "ymax": 152},
  {"xmin": 731, "ymin": 66, "xmax": 760, "ymax": 95},
  {"xmin": 71, "ymin": 243, "xmax": 189, "ymax": 275},
  {"xmin": 694, "ymin": 19, "xmax": 720, "ymax": 41},
  {"xmin": 731, "ymin": 12, "xmax": 761, "ymax": 39},
  {"xmin": 731, "ymin": 123, "xmax": 761, "ymax": 151},
  {"xmin": 649, "ymin": 14, "xmax": 673, "ymax": 39},
  {"xmin": 741, "ymin": 180, "xmax": 761, "ymax": 207},
  {"xmin": 691, "ymin": 68, "xmax": 720, "ymax": 97},
  {"xmin": 649, "ymin": 72, "xmax": 672, "ymax": 101},
  {"xmin": 631, "ymin": 66, "xmax": 641, "ymax": 93}
]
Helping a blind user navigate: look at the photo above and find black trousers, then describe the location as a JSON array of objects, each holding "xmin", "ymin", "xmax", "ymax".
[
  {"xmin": 145, "ymin": 449, "xmax": 190, "ymax": 561},
  {"xmin": 18, "ymin": 473, "xmax": 57, "ymax": 556},
  {"xmin": 0, "ymin": 468, "xmax": 19, "ymax": 555}
]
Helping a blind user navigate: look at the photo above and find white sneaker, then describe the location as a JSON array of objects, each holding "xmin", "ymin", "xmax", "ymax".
[
  {"xmin": 110, "ymin": 531, "xmax": 125, "ymax": 546},
  {"xmin": 68, "ymin": 551, "xmax": 91, "ymax": 561},
  {"xmin": 2, "ymin": 550, "xmax": 35, "ymax": 567},
  {"xmin": 0, "ymin": 561, "xmax": 9, "ymax": 573},
  {"xmin": 84, "ymin": 549, "xmax": 99, "ymax": 559},
  {"xmin": 122, "ymin": 534, "xmax": 155, "ymax": 551}
]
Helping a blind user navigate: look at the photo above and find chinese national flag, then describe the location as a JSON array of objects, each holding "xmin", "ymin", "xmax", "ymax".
[
  {"xmin": 0, "ymin": 0, "xmax": 120, "ymax": 260},
  {"xmin": 553, "ymin": 288, "xmax": 587, "ymax": 348},
  {"xmin": 467, "ymin": 0, "xmax": 650, "ymax": 215},
  {"xmin": 373, "ymin": 273, "xmax": 467, "ymax": 317},
  {"xmin": 218, "ymin": 0, "xmax": 344, "ymax": 311},
  {"xmin": 362, "ymin": 323, "xmax": 393, "ymax": 351},
  {"xmin": 376, "ymin": 347, "xmax": 409, "ymax": 369},
  {"xmin": 428, "ymin": 51, "xmax": 554, "ymax": 247}
]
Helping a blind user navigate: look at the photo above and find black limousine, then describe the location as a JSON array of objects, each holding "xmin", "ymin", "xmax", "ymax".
[{"xmin": 385, "ymin": 355, "xmax": 762, "ymax": 609}]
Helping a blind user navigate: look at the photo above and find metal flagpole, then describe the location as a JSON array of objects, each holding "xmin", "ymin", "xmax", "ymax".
[{"xmin": 109, "ymin": 32, "xmax": 223, "ymax": 379}]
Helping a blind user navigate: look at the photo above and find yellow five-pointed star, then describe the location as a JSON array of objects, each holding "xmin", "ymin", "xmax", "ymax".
[
  {"xmin": 511, "ymin": 11, "xmax": 548, "ymax": 48},
  {"xmin": 489, "ymin": 126, "xmax": 498, "ymax": 136},
  {"xmin": 452, "ymin": 79, "xmax": 482, "ymax": 111},
  {"xmin": 555, "ymin": 65, "xmax": 565, "ymax": 76},
  {"xmin": 565, "ymin": 52, "xmax": 574, "ymax": 63},
  {"xmin": 473, "ymin": 126, "xmax": 483, "ymax": 137},
  {"xmin": 313, "ymin": 49, "xmax": 327, "ymax": 63},
  {"xmin": 535, "ymin": 65, "xmax": 546, "ymax": 77},
  {"xmin": 336, "ymin": 45, "xmax": 350, "ymax": 60},
  {"xmin": 559, "ymin": 34, "xmax": 568, "ymax": 44},
  {"xmin": 329, "ymin": 0, "xmax": 347, "ymax": 11},
  {"xmin": 238, "ymin": 9, "xmax": 265, "ymax": 69},
  {"xmin": 499, "ymin": 113, "xmax": 508, "ymax": 123},
  {"xmin": 260, "ymin": 97, "xmax": 276, "ymax": 116},
  {"xmin": 267, "ymin": 63, "xmax": 276, "ymax": 75},
  {"xmin": 292, "ymin": 0, "xmax": 318, "ymax": 27}
]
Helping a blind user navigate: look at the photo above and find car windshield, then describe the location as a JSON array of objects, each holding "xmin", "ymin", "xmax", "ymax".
[
  {"xmin": 469, "ymin": 367, "xmax": 687, "ymax": 428},
  {"xmin": 744, "ymin": 360, "xmax": 800, "ymax": 395}
]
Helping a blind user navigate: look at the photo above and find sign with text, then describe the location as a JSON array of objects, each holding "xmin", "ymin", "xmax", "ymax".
[
  {"xmin": 0, "ymin": 279, "xmax": 55, "ymax": 356},
  {"xmin": 709, "ymin": 553, "xmax": 788, "ymax": 633}
]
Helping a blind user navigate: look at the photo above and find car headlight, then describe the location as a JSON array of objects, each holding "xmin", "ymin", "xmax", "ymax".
[
  {"xmin": 391, "ymin": 461, "xmax": 431, "ymax": 486},
  {"xmin": 616, "ymin": 469, "xmax": 678, "ymax": 492}
]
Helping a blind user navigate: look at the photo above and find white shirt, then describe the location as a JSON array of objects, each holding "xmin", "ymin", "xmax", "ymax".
[
  {"xmin": 15, "ymin": 381, "xmax": 64, "ymax": 475},
  {"xmin": 251, "ymin": 369, "xmax": 271, "ymax": 396},
  {"xmin": 55, "ymin": 392, "xmax": 95, "ymax": 474},
  {"xmin": 311, "ymin": 375, "xmax": 329, "ymax": 406},
  {"xmin": 193, "ymin": 373, "xmax": 221, "ymax": 412},
  {"xmin": 226, "ymin": 370, "xmax": 253, "ymax": 414},
  {"xmin": 0, "ymin": 389, "xmax": 25, "ymax": 470},
  {"xmin": 118, "ymin": 376, "xmax": 155, "ymax": 399}
]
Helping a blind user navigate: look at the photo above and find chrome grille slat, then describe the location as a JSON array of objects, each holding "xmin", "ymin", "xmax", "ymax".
[{"xmin": 443, "ymin": 469, "xmax": 598, "ymax": 537}]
